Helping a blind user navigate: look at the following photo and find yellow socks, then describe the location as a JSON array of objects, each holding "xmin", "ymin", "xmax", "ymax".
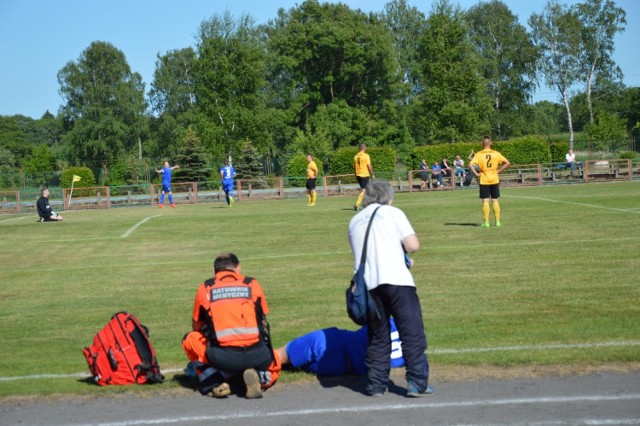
[
  {"xmin": 492, "ymin": 201, "xmax": 501, "ymax": 221},
  {"xmin": 311, "ymin": 192, "xmax": 317, "ymax": 205},
  {"xmin": 482, "ymin": 202, "xmax": 490, "ymax": 222},
  {"xmin": 356, "ymin": 191, "xmax": 364, "ymax": 207}
]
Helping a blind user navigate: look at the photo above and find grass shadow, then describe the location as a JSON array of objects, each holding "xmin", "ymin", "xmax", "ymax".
[{"xmin": 444, "ymin": 222, "xmax": 481, "ymax": 227}]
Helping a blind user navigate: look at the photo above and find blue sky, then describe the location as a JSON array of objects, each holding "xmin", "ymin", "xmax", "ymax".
[{"xmin": 1, "ymin": 0, "xmax": 638, "ymax": 119}]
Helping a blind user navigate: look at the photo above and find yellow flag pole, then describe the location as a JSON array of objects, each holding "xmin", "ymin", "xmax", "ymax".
[{"xmin": 68, "ymin": 181, "xmax": 75, "ymax": 208}]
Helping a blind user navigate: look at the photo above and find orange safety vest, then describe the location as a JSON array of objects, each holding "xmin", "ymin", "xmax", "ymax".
[{"xmin": 203, "ymin": 273, "xmax": 266, "ymax": 348}]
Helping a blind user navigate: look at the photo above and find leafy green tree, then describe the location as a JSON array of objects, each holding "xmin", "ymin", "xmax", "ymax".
[
  {"xmin": 618, "ymin": 87, "xmax": 640, "ymax": 132},
  {"xmin": 24, "ymin": 145, "xmax": 57, "ymax": 174},
  {"xmin": 379, "ymin": 0, "xmax": 426, "ymax": 102},
  {"xmin": 529, "ymin": 1, "xmax": 582, "ymax": 149},
  {"xmin": 585, "ymin": 111, "xmax": 628, "ymax": 155},
  {"xmin": 266, "ymin": 0, "xmax": 399, "ymax": 127},
  {"xmin": 148, "ymin": 48, "xmax": 197, "ymax": 117},
  {"xmin": 174, "ymin": 127, "xmax": 210, "ymax": 182},
  {"xmin": 57, "ymin": 41, "xmax": 147, "ymax": 167},
  {"xmin": 412, "ymin": 0, "xmax": 491, "ymax": 143},
  {"xmin": 0, "ymin": 116, "xmax": 31, "ymax": 166},
  {"xmin": 574, "ymin": 0, "xmax": 626, "ymax": 125},
  {"xmin": 195, "ymin": 12, "xmax": 271, "ymax": 161},
  {"xmin": 466, "ymin": 0, "xmax": 538, "ymax": 138}
]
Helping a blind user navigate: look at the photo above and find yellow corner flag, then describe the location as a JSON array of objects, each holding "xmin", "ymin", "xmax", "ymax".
[{"xmin": 72, "ymin": 175, "xmax": 82, "ymax": 183}]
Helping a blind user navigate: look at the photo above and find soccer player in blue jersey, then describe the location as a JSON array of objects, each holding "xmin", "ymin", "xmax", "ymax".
[
  {"xmin": 220, "ymin": 160, "xmax": 237, "ymax": 207},
  {"xmin": 274, "ymin": 318, "xmax": 405, "ymax": 376},
  {"xmin": 155, "ymin": 161, "xmax": 179, "ymax": 207}
]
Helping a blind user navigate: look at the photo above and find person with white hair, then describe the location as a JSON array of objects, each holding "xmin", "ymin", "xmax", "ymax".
[{"xmin": 347, "ymin": 180, "xmax": 432, "ymax": 398}]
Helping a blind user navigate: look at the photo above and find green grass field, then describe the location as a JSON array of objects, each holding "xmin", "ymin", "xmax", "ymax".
[{"xmin": 1, "ymin": 181, "xmax": 639, "ymax": 397}]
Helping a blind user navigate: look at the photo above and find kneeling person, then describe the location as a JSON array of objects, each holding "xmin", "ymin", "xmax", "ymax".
[
  {"xmin": 182, "ymin": 253, "xmax": 280, "ymax": 398},
  {"xmin": 37, "ymin": 188, "xmax": 63, "ymax": 221}
]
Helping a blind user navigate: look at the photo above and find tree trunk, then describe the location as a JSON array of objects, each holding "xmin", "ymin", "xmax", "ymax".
[
  {"xmin": 586, "ymin": 61, "xmax": 596, "ymax": 125},
  {"xmin": 561, "ymin": 87, "xmax": 574, "ymax": 150}
]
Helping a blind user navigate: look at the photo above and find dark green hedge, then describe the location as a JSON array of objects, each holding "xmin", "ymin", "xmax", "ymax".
[
  {"xmin": 286, "ymin": 154, "xmax": 324, "ymax": 187},
  {"xmin": 330, "ymin": 146, "xmax": 396, "ymax": 179},
  {"xmin": 549, "ymin": 142, "xmax": 570, "ymax": 163},
  {"xmin": 61, "ymin": 167, "xmax": 96, "ymax": 197},
  {"xmin": 409, "ymin": 136, "xmax": 551, "ymax": 170}
]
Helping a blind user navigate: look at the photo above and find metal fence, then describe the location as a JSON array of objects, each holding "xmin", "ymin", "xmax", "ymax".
[{"xmin": 2, "ymin": 160, "xmax": 638, "ymax": 215}]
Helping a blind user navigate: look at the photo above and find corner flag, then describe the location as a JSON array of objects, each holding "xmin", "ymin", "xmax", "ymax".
[{"xmin": 72, "ymin": 175, "xmax": 82, "ymax": 183}]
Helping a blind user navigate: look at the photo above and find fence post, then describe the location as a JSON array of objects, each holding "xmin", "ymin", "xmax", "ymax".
[{"xmin": 279, "ymin": 176, "xmax": 283, "ymax": 199}]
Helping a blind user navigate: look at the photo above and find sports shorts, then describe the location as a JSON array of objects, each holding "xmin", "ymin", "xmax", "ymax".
[
  {"xmin": 479, "ymin": 183, "xmax": 500, "ymax": 199},
  {"xmin": 162, "ymin": 184, "xmax": 171, "ymax": 193},
  {"xmin": 222, "ymin": 181, "xmax": 234, "ymax": 192},
  {"xmin": 306, "ymin": 178, "xmax": 316, "ymax": 190},
  {"xmin": 356, "ymin": 176, "xmax": 370, "ymax": 189}
]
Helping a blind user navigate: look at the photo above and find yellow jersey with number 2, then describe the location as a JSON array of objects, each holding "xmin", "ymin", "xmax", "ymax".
[{"xmin": 469, "ymin": 149, "xmax": 507, "ymax": 185}]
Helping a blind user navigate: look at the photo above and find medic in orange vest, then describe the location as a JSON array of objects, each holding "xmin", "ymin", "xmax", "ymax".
[{"xmin": 182, "ymin": 252, "xmax": 280, "ymax": 398}]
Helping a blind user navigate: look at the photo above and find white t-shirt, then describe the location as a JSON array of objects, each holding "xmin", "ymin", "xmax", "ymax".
[
  {"xmin": 566, "ymin": 152, "xmax": 575, "ymax": 162},
  {"xmin": 348, "ymin": 203, "xmax": 416, "ymax": 290}
]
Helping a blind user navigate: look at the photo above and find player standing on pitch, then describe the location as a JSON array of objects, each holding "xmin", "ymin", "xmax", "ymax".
[
  {"xmin": 220, "ymin": 159, "xmax": 237, "ymax": 207},
  {"xmin": 469, "ymin": 136, "xmax": 510, "ymax": 227},
  {"xmin": 353, "ymin": 143, "xmax": 374, "ymax": 211},
  {"xmin": 306, "ymin": 155, "xmax": 318, "ymax": 206},
  {"xmin": 156, "ymin": 161, "xmax": 179, "ymax": 208}
]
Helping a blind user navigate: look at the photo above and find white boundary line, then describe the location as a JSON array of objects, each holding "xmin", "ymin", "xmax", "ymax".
[
  {"xmin": 0, "ymin": 216, "xmax": 27, "ymax": 223},
  {"xmin": 2, "ymin": 340, "xmax": 638, "ymax": 382},
  {"xmin": 60, "ymin": 394, "xmax": 640, "ymax": 426},
  {"xmin": 430, "ymin": 340, "xmax": 640, "ymax": 354},
  {"xmin": 121, "ymin": 215, "xmax": 162, "ymax": 238},
  {"xmin": 504, "ymin": 195, "xmax": 640, "ymax": 214}
]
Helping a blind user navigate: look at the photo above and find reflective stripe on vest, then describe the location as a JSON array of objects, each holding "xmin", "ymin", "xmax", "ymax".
[
  {"xmin": 206, "ymin": 275, "xmax": 262, "ymax": 347},
  {"xmin": 215, "ymin": 326, "xmax": 260, "ymax": 340}
]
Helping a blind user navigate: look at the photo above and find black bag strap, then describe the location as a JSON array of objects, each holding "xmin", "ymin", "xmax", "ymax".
[{"xmin": 359, "ymin": 205, "xmax": 382, "ymax": 266}]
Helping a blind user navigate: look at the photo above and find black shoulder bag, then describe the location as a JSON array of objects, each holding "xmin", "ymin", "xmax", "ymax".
[{"xmin": 346, "ymin": 206, "xmax": 382, "ymax": 326}]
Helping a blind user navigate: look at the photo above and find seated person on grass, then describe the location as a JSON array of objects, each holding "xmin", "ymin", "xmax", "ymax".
[{"xmin": 37, "ymin": 188, "xmax": 63, "ymax": 222}]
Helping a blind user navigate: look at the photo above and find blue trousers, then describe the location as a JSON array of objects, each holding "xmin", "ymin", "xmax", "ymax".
[{"xmin": 367, "ymin": 284, "xmax": 429, "ymax": 395}]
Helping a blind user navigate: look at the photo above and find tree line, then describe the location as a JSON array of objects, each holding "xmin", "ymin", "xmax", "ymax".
[{"xmin": 1, "ymin": 0, "xmax": 638, "ymax": 186}]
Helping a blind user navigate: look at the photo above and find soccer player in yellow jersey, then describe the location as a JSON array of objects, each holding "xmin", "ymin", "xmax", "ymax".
[
  {"xmin": 306, "ymin": 155, "xmax": 319, "ymax": 206},
  {"xmin": 469, "ymin": 136, "xmax": 511, "ymax": 227},
  {"xmin": 353, "ymin": 143, "xmax": 374, "ymax": 210}
]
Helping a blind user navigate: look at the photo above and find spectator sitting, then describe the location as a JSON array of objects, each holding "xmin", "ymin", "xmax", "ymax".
[
  {"xmin": 431, "ymin": 162, "xmax": 444, "ymax": 188},
  {"xmin": 565, "ymin": 149, "xmax": 576, "ymax": 174},
  {"xmin": 37, "ymin": 188, "xmax": 63, "ymax": 222},
  {"xmin": 441, "ymin": 158, "xmax": 452, "ymax": 178},
  {"xmin": 453, "ymin": 155, "xmax": 465, "ymax": 177}
]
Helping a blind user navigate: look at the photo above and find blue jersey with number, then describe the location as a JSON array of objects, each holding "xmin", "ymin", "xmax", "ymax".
[
  {"xmin": 220, "ymin": 165, "xmax": 236, "ymax": 182},
  {"xmin": 286, "ymin": 318, "xmax": 404, "ymax": 376}
]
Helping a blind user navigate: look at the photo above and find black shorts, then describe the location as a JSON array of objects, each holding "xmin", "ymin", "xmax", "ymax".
[
  {"xmin": 356, "ymin": 176, "xmax": 370, "ymax": 189},
  {"xmin": 479, "ymin": 184, "xmax": 500, "ymax": 199},
  {"xmin": 306, "ymin": 178, "xmax": 316, "ymax": 190},
  {"xmin": 206, "ymin": 341, "xmax": 273, "ymax": 374},
  {"xmin": 420, "ymin": 172, "xmax": 428, "ymax": 182}
]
